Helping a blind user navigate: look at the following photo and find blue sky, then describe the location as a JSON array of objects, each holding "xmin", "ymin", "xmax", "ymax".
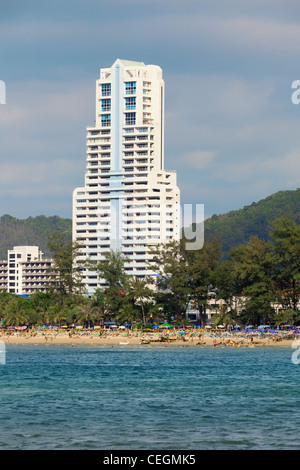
[{"xmin": 0, "ymin": 0, "xmax": 300, "ymax": 220}]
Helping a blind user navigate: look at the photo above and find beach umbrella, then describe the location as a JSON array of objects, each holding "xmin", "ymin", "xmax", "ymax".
[
  {"xmin": 246, "ymin": 325, "xmax": 254, "ymax": 329},
  {"xmin": 233, "ymin": 325, "xmax": 241, "ymax": 329},
  {"xmin": 159, "ymin": 322, "xmax": 173, "ymax": 328},
  {"xmin": 205, "ymin": 325, "xmax": 212, "ymax": 329},
  {"xmin": 217, "ymin": 325, "xmax": 225, "ymax": 329}
]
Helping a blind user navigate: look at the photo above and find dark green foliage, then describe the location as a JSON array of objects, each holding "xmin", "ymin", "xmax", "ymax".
[
  {"xmin": 47, "ymin": 231, "xmax": 85, "ymax": 296},
  {"xmin": 201, "ymin": 188, "xmax": 300, "ymax": 258},
  {"xmin": 0, "ymin": 214, "xmax": 72, "ymax": 260},
  {"xmin": 0, "ymin": 189, "xmax": 298, "ymax": 328}
]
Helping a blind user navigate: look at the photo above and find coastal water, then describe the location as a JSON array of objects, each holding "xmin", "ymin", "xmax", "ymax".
[{"xmin": 0, "ymin": 344, "xmax": 299, "ymax": 450}]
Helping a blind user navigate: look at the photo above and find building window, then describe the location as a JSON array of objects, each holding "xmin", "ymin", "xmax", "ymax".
[
  {"xmin": 125, "ymin": 97, "xmax": 136, "ymax": 110},
  {"xmin": 102, "ymin": 83, "xmax": 111, "ymax": 96},
  {"xmin": 125, "ymin": 113, "xmax": 136, "ymax": 126},
  {"xmin": 125, "ymin": 82, "xmax": 136, "ymax": 95},
  {"xmin": 101, "ymin": 99, "xmax": 111, "ymax": 111},
  {"xmin": 101, "ymin": 114, "xmax": 111, "ymax": 127}
]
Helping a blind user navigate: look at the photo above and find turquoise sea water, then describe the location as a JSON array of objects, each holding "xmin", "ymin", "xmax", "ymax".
[{"xmin": 0, "ymin": 344, "xmax": 299, "ymax": 450}]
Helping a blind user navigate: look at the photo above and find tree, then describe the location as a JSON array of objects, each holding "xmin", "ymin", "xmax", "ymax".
[
  {"xmin": 185, "ymin": 237, "xmax": 222, "ymax": 327},
  {"xmin": 93, "ymin": 250, "xmax": 129, "ymax": 290},
  {"xmin": 29, "ymin": 291, "xmax": 56, "ymax": 325},
  {"xmin": 47, "ymin": 303, "xmax": 69, "ymax": 328},
  {"xmin": 47, "ymin": 231, "xmax": 86, "ymax": 296},
  {"xmin": 270, "ymin": 217, "xmax": 300, "ymax": 312},
  {"xmin": 213, "ymin": 307, "xmax": 238, "ymax": 329},
  {"xmin": 274, "ymin": 309, "xmax": 300, "ymax": 327},
  {"xmin": 2, "ymin": 297, "xmax": 32, "ymax": 327},
  {"xmin": 149, "ymin": 240, "xmax": 190, "ymax": 322},
  {"xmin": 90, "ymin": 250, "xmax": 130, "ymax": 318},
  {"xmin": 228, "ymin": 235, "xmax": 275, "ymax": 325},
  {"xmin": 214, "ymin": 257, "xmax": 243, "ymax": 316},
  {"xmin": 73, "ymin": 299, "xmax": 98, "ymax": 328},
  {"xmin": 126, "ymin": 277, "xmax": 154, "ymax": 326},
  {"xmin": 117, "ymin": 301, "xmax": 140, "ymax": 327},
  {"xmin": 90, "ymin": 289, "xmax": 112, "ymax": 324}
]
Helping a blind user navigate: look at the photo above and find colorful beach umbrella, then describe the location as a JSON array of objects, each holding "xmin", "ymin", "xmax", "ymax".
[{"xmin": 159, "ymin": 323, "xmax": 173, "ymax": 328}]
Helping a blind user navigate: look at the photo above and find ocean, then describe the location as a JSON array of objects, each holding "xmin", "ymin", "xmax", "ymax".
[{"xmin": 0, "ymin": 344, "xmax": 299, "ymax": 450}]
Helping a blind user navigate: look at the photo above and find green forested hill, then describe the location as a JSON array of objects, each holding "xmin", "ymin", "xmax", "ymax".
[
  {"xmin": 0, "ymin": 188, "xmax": 299, "ymax": 261},
  {"xmin": 203, "ymin": 188, "xmax": 300, "ymax": 257},
  {"xmin": 0, "ymin": 214, "xmax": 72, "ymax": 260}
]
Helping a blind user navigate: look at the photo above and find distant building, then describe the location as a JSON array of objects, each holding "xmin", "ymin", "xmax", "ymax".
[
  {"xmin": 0, "ymin": 246, "xmax": 55, "ymax": 295},
  {"xmin": 72, "ymin": 59, "xmax": 180, "ymax": 294}
]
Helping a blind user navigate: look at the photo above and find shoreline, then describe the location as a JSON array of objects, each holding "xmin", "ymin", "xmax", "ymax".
[{"xmin": 0, "ymin": 331, "xmax": 297, "ymax": 348}]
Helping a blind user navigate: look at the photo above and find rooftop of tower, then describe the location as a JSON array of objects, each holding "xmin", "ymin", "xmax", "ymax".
[{"xmin": 118, "ymin": 59, "xmax": 145, "ymax": 67}]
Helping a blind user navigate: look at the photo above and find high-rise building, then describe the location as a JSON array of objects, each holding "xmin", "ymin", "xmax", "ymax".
[{"xmin": 72, "ymin": 59, "xmax": 180, "ymax": 294}]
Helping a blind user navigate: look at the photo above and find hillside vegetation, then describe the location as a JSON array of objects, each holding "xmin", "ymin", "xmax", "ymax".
[
  {"xmin": 0, "ymin": 214, "xmax": 72, "ymax": 260},
  {"xmin": 203, "ymin": 188, "xmax": 300, "ymax": 256},
  {"xmin": 0, "ymin": 188, "xmax": 299, "ymax": 261}
]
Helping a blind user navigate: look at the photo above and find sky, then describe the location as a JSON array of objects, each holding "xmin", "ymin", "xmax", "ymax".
[{"xmin": 0, "ymin": 0, "xmax": 300, "ymax": 221}]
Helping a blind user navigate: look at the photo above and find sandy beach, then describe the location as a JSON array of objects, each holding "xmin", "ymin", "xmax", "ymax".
[{"xmin": 0, "ymin": 328, "xmax": 297, "ymax": 348}]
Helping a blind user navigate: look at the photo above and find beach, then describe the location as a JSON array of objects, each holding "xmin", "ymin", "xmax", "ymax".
[{"xmin": 0, "ymin": 328, "xmax": 297, "ymax": 348}]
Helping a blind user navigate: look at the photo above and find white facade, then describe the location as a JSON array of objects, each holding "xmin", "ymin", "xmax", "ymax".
[
  {"xmin": 0, "ymin": 246, "xmax": 54, "ymax": 295},
  {"xmin": 73, "ymin": 59, "xmax": 180, "ymax": 294}
]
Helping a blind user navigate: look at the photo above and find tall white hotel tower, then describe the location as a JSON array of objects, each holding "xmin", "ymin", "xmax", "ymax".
[{"xmin": 73, "ymin": 59, "xmax": 180, "ymax": 294}]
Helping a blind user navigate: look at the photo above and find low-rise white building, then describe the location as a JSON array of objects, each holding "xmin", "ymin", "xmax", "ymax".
[{"xmin": 0, "ymin": 246, "xmax": 55, "ymax": 295}]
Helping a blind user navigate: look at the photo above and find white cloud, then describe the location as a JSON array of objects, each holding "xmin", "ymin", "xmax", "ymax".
[
  {"xmin": 210, "ymin": 146, "xmax": 300, "ymax": 188},
  {"xmin": 261, "ymin": 148, "xmax": 300, "ymax": 187},
  {"xmin": 2, "ymin": 7, "xmax": 300, "ymax": 61},
  {"xmin": 1, "ymin": 1, "xmax": 299, "ymax": 220},
  {"xmin": 0, "ymin": 79, "xmax": 92, "ymax": 165},
  {"xmin": 178, "ymin": 150, "xmax": 217, "ymax": 170},
  {"xmin": 0, "ymin": 159, "xmax": 83, "ymax": 195}
]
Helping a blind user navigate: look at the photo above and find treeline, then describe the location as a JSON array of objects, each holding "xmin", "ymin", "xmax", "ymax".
[
  {"xmin": 0, "ymin": 189, "xmax": 299, "ymax": 262},
  {"xmin": 0, "ymin": 214, "xmax": 72, "ymax": 260},
  {"xmin": 203, "ymin": 188, "xmax": 300, "ymax": 258},
  {"xmin": 0, "ymin": 216, "xmax": 299, "ymax": 329}
]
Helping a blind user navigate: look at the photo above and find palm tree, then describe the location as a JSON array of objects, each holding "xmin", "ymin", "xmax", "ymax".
[
  {"xmin": 214, "ymin": 307, "xmax": 238, "ymax": 330},
  {"xmin": 117, "ymin": 301, "xmax": 140, "ymax": 326},
  {"xmin": 275, "ymin": 309, "xmax": 300, "ymax": 328},
  {"xmin": 126, "ymin": 277, "xmax": 153, "ymax": 325},
  {"xmin": 48, "ymin": 304, "xmax": 68, "ymax": 328},
  {"xmin": 3, "ymin": 298, "xmax": 31, "ymax": 327},
  {"xmin": 73, "ymin": 300, "xmax": 97, "ymax": 328}
]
